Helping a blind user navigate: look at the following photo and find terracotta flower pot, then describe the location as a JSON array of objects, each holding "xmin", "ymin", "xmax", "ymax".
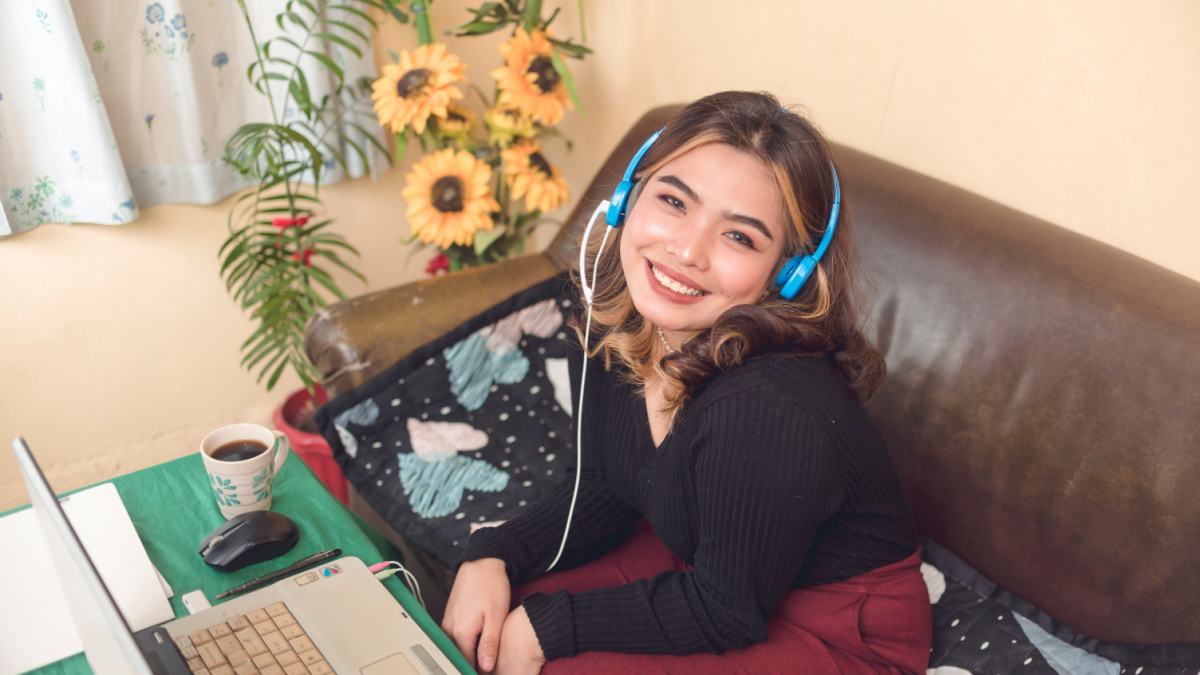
[{"xmin": 272, "ymin": 385, "xmax": 349, "ymax": 505}]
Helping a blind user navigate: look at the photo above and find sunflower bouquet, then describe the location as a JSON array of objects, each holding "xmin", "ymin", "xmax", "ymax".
[{"xmin": 372, "ymin": 0, "xmax": 590, "ymax": 272}]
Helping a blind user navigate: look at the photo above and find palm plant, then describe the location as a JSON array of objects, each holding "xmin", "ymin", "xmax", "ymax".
[{"xmin": 221, "ymin": 0, "xmax": 407, "ymax": 391}]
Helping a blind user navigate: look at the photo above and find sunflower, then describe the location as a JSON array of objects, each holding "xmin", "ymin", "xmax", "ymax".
[
  {"xmin": 372, "ymin": 43, "xmax": 467, "ymax": 135},
  {"xmin": 484, "ymin": 105, "xmax": 537, "ymax": 148},
  {"xmin": 503, "ymin": 140, "xmax": 570, "ymax": 213},
  {"xmin": 490, "ymin": 28, "xmax": 573, "ymax": 126},
  {"xmin": 403, "ymin": 148, "xmax": 500, "ymax": 249},
  {"xmin": 434, "ymin": 104, "xmax": 475, "ymax": 143}
]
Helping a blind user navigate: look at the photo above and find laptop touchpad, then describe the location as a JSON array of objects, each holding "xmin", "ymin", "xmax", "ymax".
[{"xmin": 360, "ymin": 652, "xmax": 420, "ymax": 675}]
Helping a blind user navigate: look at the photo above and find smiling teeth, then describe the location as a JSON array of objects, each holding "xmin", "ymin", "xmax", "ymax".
[{"xmin": 651, "ymin": 264, "xmax": 704, "ymax": 296}]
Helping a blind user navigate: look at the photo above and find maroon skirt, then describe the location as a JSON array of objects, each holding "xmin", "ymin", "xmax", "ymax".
[{"xmin": 515, "ymin": 520, "xmax": 932, "ymax": 674}]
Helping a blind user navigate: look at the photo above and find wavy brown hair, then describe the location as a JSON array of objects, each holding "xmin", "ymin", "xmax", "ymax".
[{"xmin": 573, "ymin": 91, "xmax": 885, "ymax": 429}]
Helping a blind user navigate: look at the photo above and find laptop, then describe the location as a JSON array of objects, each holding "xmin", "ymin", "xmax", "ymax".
[{"xmin": 12, "ymin": 437, "xmax": 460, "ymax": 675}]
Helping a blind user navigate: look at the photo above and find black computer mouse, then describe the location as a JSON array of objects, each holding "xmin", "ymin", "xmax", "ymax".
[{"xmin": 199, "ymin": 511, "xmax": 299, "ymax": 573}]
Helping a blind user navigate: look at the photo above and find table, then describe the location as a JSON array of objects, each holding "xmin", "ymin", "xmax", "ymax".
[{"xmin": 18, "ymin": 453, "xmax": 474, "ymax": 675}]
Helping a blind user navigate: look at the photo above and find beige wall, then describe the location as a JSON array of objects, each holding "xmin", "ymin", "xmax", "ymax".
[{"xmin": 2, "ymin": 0, "xmax": 1197, "ymax": 510}]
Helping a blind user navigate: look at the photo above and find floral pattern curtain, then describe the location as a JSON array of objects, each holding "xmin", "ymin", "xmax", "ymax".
[{"xmin": 0, "ymin": 0, "xmax": 385, "ymax": 239}]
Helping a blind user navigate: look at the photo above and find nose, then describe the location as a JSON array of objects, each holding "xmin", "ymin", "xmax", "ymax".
[{"xmin": 664, "ymin": 221, "xmax": 710, "ymax": 270}]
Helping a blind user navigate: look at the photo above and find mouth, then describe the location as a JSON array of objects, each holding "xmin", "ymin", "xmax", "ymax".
[{"xmin": 647, "ymin": 260, "xmax": 708, "ymax": 297}]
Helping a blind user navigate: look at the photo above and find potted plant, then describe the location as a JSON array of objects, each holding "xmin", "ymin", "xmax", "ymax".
[{"xmin": 220, "ymin": 0, "xmax": 591, "ymax": 502}]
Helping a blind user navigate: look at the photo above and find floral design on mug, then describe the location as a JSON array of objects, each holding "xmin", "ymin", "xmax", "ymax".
[
  {"xmin": 251, "ymin": 467, "xmax": 273, "ymax": 503},
  {"xmin": 209, "ymin": 472, "xmax": 241, "ymax": 506}
]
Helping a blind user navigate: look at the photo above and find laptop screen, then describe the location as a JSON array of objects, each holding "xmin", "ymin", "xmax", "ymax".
[{"xmin": 11, "ymin": 437, "xmax": 155, "ymax": 675}]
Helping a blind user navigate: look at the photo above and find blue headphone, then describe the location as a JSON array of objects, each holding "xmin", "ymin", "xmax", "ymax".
[{"xmin": 601, "ymin": 127, "xmax": 842, "ymax": 300}]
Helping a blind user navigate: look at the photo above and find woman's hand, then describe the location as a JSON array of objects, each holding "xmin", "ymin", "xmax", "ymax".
[
  {"xmin": 494, "ymin": 606, "xmax": 546, "ymax": 675},
  {"xmin": 441, "ymin": 558, "xmax": 511, "ymax": 672}
]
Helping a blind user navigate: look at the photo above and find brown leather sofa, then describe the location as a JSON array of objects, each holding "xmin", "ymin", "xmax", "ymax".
[{"xmin": 306, "ymin": 106, "xmax": 1200, "ymax": 646}]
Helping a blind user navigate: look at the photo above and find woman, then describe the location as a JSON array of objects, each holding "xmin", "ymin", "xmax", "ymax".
[{"xmin": 442, "ymin": 91, "xmax": 930, "ymax": 674}]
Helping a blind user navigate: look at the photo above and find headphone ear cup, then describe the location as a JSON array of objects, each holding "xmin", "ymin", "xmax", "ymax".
[
  {"xmin": 778, "ymin": 255, "xmax": 818, "ymax": 299},
  {"xmin": 606, "ymin": 179, "xmax": 634, "ymax": 227}
]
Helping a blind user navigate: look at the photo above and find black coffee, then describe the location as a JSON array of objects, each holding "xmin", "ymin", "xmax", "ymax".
[{"xmin": 211, "ymin": 440, "xmax": 268, "ymax": 462}]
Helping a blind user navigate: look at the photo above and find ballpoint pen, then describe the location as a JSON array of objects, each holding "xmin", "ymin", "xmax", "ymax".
[{"xmin": 216, "ymin": 548, "xmax": 342, "ymax": 599}]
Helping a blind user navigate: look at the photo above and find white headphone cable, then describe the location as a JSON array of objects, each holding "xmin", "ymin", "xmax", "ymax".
[{"xmin": 547, "ymin": 200, "xmax": 612, "ymax": 572}]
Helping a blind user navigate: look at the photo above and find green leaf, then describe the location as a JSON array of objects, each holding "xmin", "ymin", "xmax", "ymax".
[
  {"xmin": 328, "ymin": 4, "xmax": 375, "ymax": 26},
  {"xmin": 295, "ymin": 0, "xmax": 319, "ymax": 17},
  {"xmin": 304, "ymin": 50, "xmax": 345, "ymax": 87},
  {"xmin": 473, "ymin": 227, "xmax": 505, "ymax": 256},
  {"xmin": 313, "ymin": 32, "xmax": 362, "ymax": 58},
  {"xmin": 375, "ymin": 0, "xmax": 409, "ymax": 24},
  {"xmin": 346, "ymin": 122, "xmax": 391, "ymax": 164},
  {"xmin": 319, "ymin": 18, "xmax": 369, "ymax": 45},
  {"xmin": 255, "ymin": 347, "xmax": 289, "ymax": 385},
  {"xmin": 523, "ymin": 0, "xmax": 542, "ymax": 32},
  {"xmin": 304, "ymin": 265, "xmax": 347, "ymax": 299},
  {"xmin": 320, "ymin": 250, "xmax": 367, "ymax": 282},
  {"xmin": 395, "ymin": 131, "xmax": 407, "ymax": 164},
  {"xmin": 547, "ymin": 36, "xmax": 593, "ymax": 58},
  {"xmin": 265, "ymin": 356, "xmax": 291, "ymax": 391},
  {"xmin": 550, "ymin": 51, "xmax": 584, "ymax": 114},
  {"xmin": 455, "ymin": 19, "xmax": 505, "ymax": 36},
  {"xmin": 279, "ymin": 10, "xmax": 307, "ymax": 31}
]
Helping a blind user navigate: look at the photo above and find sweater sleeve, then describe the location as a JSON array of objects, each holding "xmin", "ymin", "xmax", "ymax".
[
  {"xmin": 522, "ymin": 387, "xmax": 845, "ymax": 659},
  {"xmin": 458, "ymin": 339, "xmax": 642, "ymax": 584},
  {"xmin": 458, "ymin": 462, "xmax": 641, "ymax": 585}
]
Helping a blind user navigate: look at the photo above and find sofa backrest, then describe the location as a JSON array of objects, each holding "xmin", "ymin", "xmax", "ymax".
[
  {"xmin": 551, "ymin": 105, "xmax": 1200, "ymax": 645},
  {"xmin": 842, "ymin": 145, "xmax": 1200, "ymax": 644}
]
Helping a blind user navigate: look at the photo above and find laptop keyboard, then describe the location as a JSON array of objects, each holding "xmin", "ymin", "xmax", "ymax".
[{"xmin": 172, "ymin": 601, "xmax": 332, "ymax": 675}]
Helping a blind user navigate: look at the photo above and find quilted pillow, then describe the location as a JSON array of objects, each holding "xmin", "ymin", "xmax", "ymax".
[{"xmin": 316, "ymin": 276, "xmax": 578, "ymax": 567}]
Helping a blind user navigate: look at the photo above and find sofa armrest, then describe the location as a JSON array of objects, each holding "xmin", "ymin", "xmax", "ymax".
[{"xmin": 305, "ymin": 253, "xmax": 560, "ymax": 399}]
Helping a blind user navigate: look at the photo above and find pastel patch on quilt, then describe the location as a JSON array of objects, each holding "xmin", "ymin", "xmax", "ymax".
[
  {"xmin": 1014, "ymin": 614, "xmax": 1119, "ymax": 675},
  {"xmin": 333, "ymin": 399, "xmax": 381, "ymax": 459},
  {"xmin": 407, "ymin": 418, "xmax": 488, "ymax": 461},
  {"xmin": 544, "ymin": 357, "xmax": 572, "ymax": 416},
  {"xmin": 444, "ymin": 299, "xmax": 564, "ymax": 411},
  {"xmin": 336, "ymin": 399, "xmax": 380, "ymax": 427},
  {"xmin": 334, "ymin": 425, "xmax": 358, "ymax": 458},
  {"xmin": 397, "ymin": 453, "xmax": 509, "ymax": 518},
  {"xmin": 921, "ymin": 562, "xmax": 946, "ymax": 604}
]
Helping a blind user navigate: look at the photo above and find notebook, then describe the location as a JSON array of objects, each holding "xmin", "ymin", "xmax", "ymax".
[
  {"xmin": 0, "ymin": 482, "xmax": 175, "ymax": 675},
  {"xmin": 11, "ymin": 437, "xmax": 459, "ymax": 675}
]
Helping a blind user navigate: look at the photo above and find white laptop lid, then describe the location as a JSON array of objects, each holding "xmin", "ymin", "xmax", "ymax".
[{"xmin": 11, "ymin": 437, "xmax": 153, "ymax": 675}]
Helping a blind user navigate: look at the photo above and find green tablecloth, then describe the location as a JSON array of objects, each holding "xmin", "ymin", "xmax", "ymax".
[{"xmin": 19, "ymin": 454, "xmax": 474, "ymax": 675}]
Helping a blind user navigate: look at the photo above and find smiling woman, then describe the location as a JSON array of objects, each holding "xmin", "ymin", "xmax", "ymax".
[
  {"xmin": 583, "ymin": 92, "xmax": 885, "ymax": 435},
  {"xmin": 442, "ymin": 92, "xmax": 928, "ymax": 675}
]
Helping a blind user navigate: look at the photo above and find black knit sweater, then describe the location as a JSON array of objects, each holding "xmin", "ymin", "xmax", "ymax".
[{"xmin": 460, "ymin": 343, "xmax": 917, "ymax": 660}]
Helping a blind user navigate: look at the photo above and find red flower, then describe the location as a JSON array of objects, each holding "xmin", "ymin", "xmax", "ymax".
[
  {"xmin": 426, "ymin": 252, "xmax": 450, "ymax": 276},
  {"xmin": 273, "ymin": 213, "xmax": 312, "ymax": 229},
  {"xmin": 292, "ymin": 248, "xmax": 314, "ymax": 267}
]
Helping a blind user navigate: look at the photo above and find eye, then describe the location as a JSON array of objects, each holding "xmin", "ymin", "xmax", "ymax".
[
  {"xmin": 658, "ymin": 194, "xmax": 684, "ymax": 211},
  {"xmin": 725, "ymin": 231, "xmax": 756, "ymax": 248}
]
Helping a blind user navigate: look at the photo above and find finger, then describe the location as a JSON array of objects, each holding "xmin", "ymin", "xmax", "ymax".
[
  {"xmin": 476, "ymin": 613, "xmax": 504, "ymax": 673},
  {"xmin": 451, "ymin": 627, "xmax": 478, "ymax": 669}
]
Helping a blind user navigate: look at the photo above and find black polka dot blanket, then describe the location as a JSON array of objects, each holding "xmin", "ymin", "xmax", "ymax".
[
  {"xmin": 921, "ymin": 538, "xmax": 1200, "ymax": 674},
  {"xmin": 317, "ymin": 276, "xmax": 578, "ymax": 568}
]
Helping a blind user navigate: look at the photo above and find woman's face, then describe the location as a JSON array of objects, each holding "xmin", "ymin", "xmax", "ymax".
[{"xmin": 619, "ymin": 142, "xmax": 788, "ymax": 337}]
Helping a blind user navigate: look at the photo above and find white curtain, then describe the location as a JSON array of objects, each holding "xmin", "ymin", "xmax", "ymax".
[{"xmin": 0, "ymin": 0, "xmax": 385, "ymax": 238}]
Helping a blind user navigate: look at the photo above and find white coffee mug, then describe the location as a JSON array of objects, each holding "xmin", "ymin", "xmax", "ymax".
[{"xmin": 200, "ymin": 423, "xmax": 290, "ymax": 519}]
